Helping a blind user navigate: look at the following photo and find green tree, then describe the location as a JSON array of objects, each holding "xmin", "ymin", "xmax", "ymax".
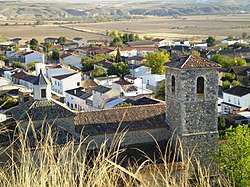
[
  {"xmin": 155, "ymin": 81, "xmax": 165, "ymax": 101},
  {"xmin": 115, "ymin": 102, "xmax": 133, "ymax": 108},
  {"xmin": 206, "ymin": 36, "xmax": 216, "ymax": 47},
  {"xmin": 11, "ymin": 61, "xmax": 22, "ymax": 68},
  {"xmin": 232, "ymin": 80, "xmax": 240, "ymax": 87},
  {"xmin": 27, "ymin": 62, "xmax": 37, "ymax": 71},
  {"xmin": 143, "ymin": 35, "xmax": 155, "ymax": 40},
  {"xmin": 222, "ymin": 80, "xmax": 231, "ymax": 90},
  {"xmin": 44, "ymin": 42, "xmax": 53, "ymax": 52},
  {"xmin": 215, "ymin": 125, "xmax": 250, "ymax": 187},
  {"xmin": 234, "ymin": 57, "xmax": 247, "ymax": 66},
  {"xmin": 58, "ymin": 36, "xmax": 67, "ymax": 45},
  {"xmin": 29, "ymin": 38, "xmax": 39, "ymax": 51},
  {"xmin": 81, "ymin": 60, "xmax": 94, "ymax": 72},
  {"xmin": 111, "ymin": 36, "xmax": 123, "ymax": 47},
  {"xmin": 221, "ymin": 73, "xmax": 236, "ymax": 83},
  {"xmin": 115, "ymin": 48, "xmax": 122, "ymax": 63},
  {"xmin": 227, "ymin": 35, "xmax": 234, "ymax": 40},
  {"xmin": 242, "ymin": 32, "xmax": 248, "ymax": 40},
  {"xmin": 52, "ymin": 50, "xmax": 60, "ymax": 60},
  {"xmin": 92, "ymin": 67, "xmax": 107, "ymax": 78},
  {"xmin": 107, "ymin": 62, "xmax": 130, "ymax": 78},
  {"xmin": 144, "ymin": 51, "xmax": 170, "ymax": 74},
  {"xmin": 0, "ymin": 55, "xmax": 7, "ymax": 61}
]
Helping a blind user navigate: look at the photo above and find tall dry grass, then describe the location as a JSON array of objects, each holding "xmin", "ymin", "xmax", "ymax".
[{"xmin": 0, "ymin": 121, "xmax": 231, "ymax": 187}]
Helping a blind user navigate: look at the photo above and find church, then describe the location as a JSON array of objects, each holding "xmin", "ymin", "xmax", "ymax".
[{"xmin": 0, "ymin": 54, "xmax": 221, "ymax": 168}]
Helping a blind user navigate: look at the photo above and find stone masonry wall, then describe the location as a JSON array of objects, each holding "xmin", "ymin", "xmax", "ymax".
[{"xmin": 165, "ymin": 67, "xmax": 219, "ymax": 167}]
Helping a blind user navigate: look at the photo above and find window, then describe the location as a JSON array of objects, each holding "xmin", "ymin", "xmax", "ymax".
[
  {"xmin": 228, "ymin": 96, "xmax": 231, "ymax": 102},
  {"xmin": 171, "ymin": 75, "xmax": 175, "ymax": 93},
  {"xmin": 41, "ymin": 89, "xmax": 46, "ymax": 98},
  {"xmin": 147, "ymin": 80, "xmax": 149, "ymax": 85},
  {"xmin": 67, "ymin": 102, "xmax": 69, "ymax": 106},
  {"xmin": 238, "ymin": 98, "xmax": 240, "ymax": 105},
  {"xmin": 77, "ymin": 82, "xmax": 80, "ymax": 86},
  {"xmin": 197, "ymin": 77, "xmax": 204, "ymax": 94},
  {"xmin": 71, "ymin": 103, "xmax": 73, "ymax": 108},
  {"xmin": 75, "ymin": 104, "xmax": 77, "ymax": 109}
]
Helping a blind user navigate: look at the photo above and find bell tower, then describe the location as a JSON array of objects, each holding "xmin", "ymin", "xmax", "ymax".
[
  {"xmin": 165, "ymin": 55, "xmax": 221, "ymax": 167},
  {"xmin": 33, "ymin": 70, "xmax": 51, "ymax": 100}
]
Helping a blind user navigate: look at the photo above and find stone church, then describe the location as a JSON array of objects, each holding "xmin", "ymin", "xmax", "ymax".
[{"xmin": 0, "ymin": 55, "xmax": 220, "ymax": 168}]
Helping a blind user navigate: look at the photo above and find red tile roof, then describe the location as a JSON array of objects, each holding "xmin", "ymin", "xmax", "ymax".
[
  {"xmin": 114, "ymin": 79, "xmax": 133, "ymax": 85},
  {"xmin": 166, "ymin": 55, "xmax": 221, "ymax": 69},
  {"xmin": 11, "ymin": 71, "xmax": 29, "ymax": 79},
  {"xmin": 52, "ymin": 73, "xmax": 77, "ymax": 80}
]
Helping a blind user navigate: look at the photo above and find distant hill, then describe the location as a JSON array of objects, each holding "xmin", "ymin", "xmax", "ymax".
[{"xmin": 0, "ymin": 0, "xmax": 249, "ymax": 21}]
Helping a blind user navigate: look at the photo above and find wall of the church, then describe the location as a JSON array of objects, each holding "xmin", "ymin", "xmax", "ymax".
[{"xmin": 85, "ymin": 127, "xmax": 169, "ymax": 150}]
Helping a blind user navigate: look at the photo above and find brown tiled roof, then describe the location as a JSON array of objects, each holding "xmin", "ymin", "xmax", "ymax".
[
  {"xmin": 81, "ymin": 80, "xmax": 98, "ymax": 89},
  {"xmin": 52, "ymin": 73, "xmax": 76, "ymax": 80},
  {"xmin": 229, "ymin": 66, "xmax": 250, "ymax": 75},
  {"xmin": 166, "ymin": 55, "xmax": 221, "ymax": 69},
  {"xmin": 125, "ymin": 75, "xmax": 137, "ymax": 80},
  {"xmin": 114, "ymin": 79, "xmax": 133, "ymax": 86},
  {"xmin": 11, "ymin": 71, "xmax": 29, "ymax": 79},
  {"xmin": 46, "ymin": 64, "xmax": 63, "ymax": 69},
  {"xmin": 22, "ymin": 51, "xmax": 44, "ymax": 56},
  {"xmin": 74, "ymin": 103, "xmax": 166, "ymax": 135},
  {"xmin": 9, "ymin": 99, "xmax": 75, "ymax": 121}
]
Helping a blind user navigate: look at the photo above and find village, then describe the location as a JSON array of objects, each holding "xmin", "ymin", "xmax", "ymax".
[{"xmin": 0, "ymin": 34, "xmax": 249, "ymax": 125}]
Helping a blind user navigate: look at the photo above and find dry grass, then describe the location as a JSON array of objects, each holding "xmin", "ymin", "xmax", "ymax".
[
  {"xmin": 0, "ymin": 121, "xmax": 231, "ymax": 187},
  {"xmin": 1, "ymin": 14, "xmax": 249, "ymax": 42}
]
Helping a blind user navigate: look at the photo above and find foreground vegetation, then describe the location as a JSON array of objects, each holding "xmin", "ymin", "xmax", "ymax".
[{"xmin": 1, "ymin": 120, "xmax": 248, "ymax": 186}]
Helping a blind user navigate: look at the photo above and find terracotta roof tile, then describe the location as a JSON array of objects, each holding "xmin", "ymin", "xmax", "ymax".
[{"xmin": 166, "ymin": 55, "xmax": 221, "ymax": 69}]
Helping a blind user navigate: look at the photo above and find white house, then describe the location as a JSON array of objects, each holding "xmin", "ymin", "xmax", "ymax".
[
  {"xmin": 19, "ymin": 75, "xmax": 37, "ymax": 89},
  {"xmin": 124, "ymin": 75, "xmax": 142, "ymax": 87},
  {"xmin": 92, "ymin": 85, "xmax": 120, "ymax": 109},
  {"xmin": 94, "ymin": 76, "xmax": 120, "ymax": 86},
  {"xmin": 141, "ymin": 74, "xmax": 165, "ymax": 92},
  {"xmin": 51, "ymin": 72, "xmax": 81, "ymax": 96},
  {"xmin": 221, "ymin": 39, "xmax": 243, "ymax": 45},
  {"xmin": 129, "ymin": 65, "xmax": 151, "ymax": 78},
  {"xmin": 45, "ymin": 64, "xmax": 77, "ymax": 78},
  {"xmin": 60, "ymin": 53, "xmax": 82, "ymax": 66},
  {"xmin": 19, "ymin": 51, "xmax": 45, "ymax": 66},
  {"xmin": 222, "ymin": 86, "xmax": 250, "ymax": 114},
  {"xmin": 112, "ymin": 79, "xmax": 138, "ymax": 97},
  {"xmin": 65, "ymin": 87, "xmax": 92, "ymax": 111},
  {"xmin": 172, "ymin": 40, "xmax": 190, "ymax": 47},
  {"xmin": 0, "ymin": 77, "xmax": 11, "ymax": 86}
]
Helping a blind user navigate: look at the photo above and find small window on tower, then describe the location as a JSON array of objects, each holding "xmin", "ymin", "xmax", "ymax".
[
  {"xmin": 197, "ymin": 77, "xmax": 204, "ymax": 94},
  {"xmin": 41, "ymin": 89, "xmax": 46, "ymax": 98},
  {"xmin": 171, "ymin": 75, "xmax": 175, "ymax": 93}
]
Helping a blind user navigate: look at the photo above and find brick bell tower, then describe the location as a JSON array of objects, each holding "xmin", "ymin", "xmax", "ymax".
[{"xmin": 165, "ymin": 55, "xmax": 221, "ymax": 168}]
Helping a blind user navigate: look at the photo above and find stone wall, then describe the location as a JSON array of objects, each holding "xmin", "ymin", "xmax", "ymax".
[
  {"xmin": 165, "ymin": 67, "xmax": 219, "ymax": 167},
  {"xmin": 84, "ymin": 127, "xmax": 168, "ymax": 150}
]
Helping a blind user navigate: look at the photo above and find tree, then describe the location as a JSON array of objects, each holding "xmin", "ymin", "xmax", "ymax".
[
  {"xmin": 92, "ymin": 67, "xmax": 107, "ymax": 78},
  {"xmin": 107, "ymin": 62, "xmax": 130, "ymax": 78},
  {"xmin": 30, "ymin": 38, "xmax": 39, "ymax": 50},
  {"xmin": 11, "ymin": 61, "xmax": 22, "ymax": 68},
  {"xmin": 81, "ymin": 60, "xmax": 94, "ymax": 72},
  {"xmin": 215, "ymin": 125, "xmax": 250, "ymax": 187},
  {"xmin": 242, "ymin": 32, "xmax": 248, "ymax": 40},
  {"xmin": 43, "ymin": 42, "xmax": 53, "ymax": 52},
  {"xmin": 232, "ymin": 80, "xmax": 240, "ymax": 87},
  {"xmin": 155, "ymin": 81, "xmax": 165, "ymax": 101},
  {"xmin": 58, "ymin": 36, "xmax": 67, "ymax": 45},
  {"xmin": 144, "ymin": 35, "xmax": 155, "ymax": 40},
  {"xmin": 115, "ymin": 102, "xmax": 133, "ymax": 108},
  {"xmin": 206, "ymin": 36, "xmax": 216, "ymax": 47},
  {"xmin": 0, "ymin": 55, "xmax": 7, "ymax": 61},
  {"xmin": 110, "ymin": 36, "xmax": 123, "ymax": 47},
  {"xmin": 222, "ymin": 80, "xmax": 230, "ymax": 90},
  {"xmin": 27, "ymin": 62, "xmax": 37, "ymax": 71},
  {"xmin": 144, "ymin": 51, "xmax": 170, "ymax": 74},
  {"xmin": 52, "ymin": 50, "xmax": 60, "ymax": 60},
  {"xmin": 115, "ymin": 48, "xmax": 122, "ymax": 63},
  {"xmin": 227, "ymin": 35, "xmax": 234, "ymax": 40}
]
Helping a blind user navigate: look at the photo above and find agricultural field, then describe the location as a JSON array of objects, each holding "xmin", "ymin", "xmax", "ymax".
[{"xmin": 0, "ymin": 14, "xmax": 250, "ymax": 42}]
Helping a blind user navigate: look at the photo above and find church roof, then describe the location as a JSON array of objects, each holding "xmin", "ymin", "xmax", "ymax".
[
  {"xmin": 9, "ymin": 99, "xmax": 75, "ymax": 121},
  {"xmin": 75, "ymin": 103, "xmax": 166, "ymax": 135},
  {"xmin": 165, "ymin": 55, "xmax": 221, "ymax": 69},
  {"xmin": 33, "ymin": 71, "xmax": 50, "ymax": 85}
]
